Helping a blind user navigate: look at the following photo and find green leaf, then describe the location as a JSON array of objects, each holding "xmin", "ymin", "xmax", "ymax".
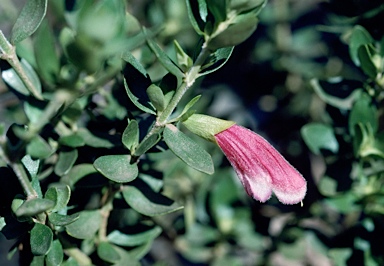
[
  {"xmin": 145, "ymin": 31, "xmax": 184, "ymax": 79},
  {"xmin": 46, "ymin": 239, "xmax": 64, "ymax": 266},
  {"xmin": 30, "ymin": 223, "xmax": 53, "ymax": 256},
  {"xmin": 310, "ymin": 79, "xmax": 360, "ymax": 110},
  {"xmin": 21, "ymin": 154, "xmax": 39, "ymax": 178},
  {"xmin": 121, "ymin": 51, "xmax": 147, "ymax": 76},
  {"xmin": 349, "ymin": 93, "xmax": 377, "ymax": 135},
  {"xmin": 54, "ymin": 149, "xmax": 78, "ymax": 176},
  {"xmin": 27, "ymin": 135, "xmax": 53, "ymax": 159},
  {"xmin": 107, "ymin": 226, "xmax": 162, "ymax": 247},
  {"xmin": 34, "ymin": 20, "xmax": 59, "ymax": 84},
  {"xmin": 163, "ymin": 125, "xmax": 214, "ymax": 174},
  {"xmin": 174, "ymin": 40, "xmax": 193, "ymax": 71},
  {"xmin": 133, "ymin": 133, "xmax": 161, "ymax": 156},
  {"xmin": 349, "ymin": 25, "xmax": 374, "ymax": 66},
  {"xmin": 208, "ymin": 11, "xmax": 258, "ymax": 50},
  {"xmin": 48, "ymin": 212, "xmax": 79, "ymax": 226},
  {"xmin": 329, "ymin": 248, "xmax": 352, "ymax": 266},
  {"xmin": 122, "ymin": 185, "xmax": 183, "ymax": 216},
  {"xmin": 2, "ymin": 59, "xmax": 42, "ymax": 96},
  {"xmin": 15, "ymin": 198, "xmax": 55, "ymax": 217},
  {"xmin": 61, "ymin": 163, "xmax": 98, "ymax": 187},
  {"xmin": 66, "ymin": 210, "xmax": 101, "ymax": 239},
  {"xmin": 171, "ymin": 95, "xmax": 201, "ymax": 122},
  {"xmin": 122, "ymin": 120, "xmax": 139, "ymax": 151},
  {"xmin": 30, "ymin": 255, "xmax": 45, "ymax": 266},
  {"xmin": 357, "ymin": 44, "xmax": 378, "ymax": 79},
  {"xmin": 11, "ymin": 0, "xmax": 48, "ymax": 44},
  {"xmin": 59, "ymin": 133, "xmax": 85, "ymax": 148},
  {"xmin": 77, "ymin": 128, "xmax": 114, "ymax": 148},
  {"xmin": 94, "ymin": 155, "xmax": 138, "ymax": 183},
  {"xmin": 301, "ymin": 123, "xmax": 339, "ymax": 154},
  {"xmin": 147, "ymin": 84, "xmax": 166, "ymax": 112},
  {"xmin": 97, "ymin": 242, "xmax": 121, "ymax": 263},
  {"xmin": 199, "ymin": 47, "xmax": 234, "ymax": 76},
  {"xmin": 206, "ymin": 0, "xmax": 227, "ymax": 23},
  {"xmin": 124, "ymin": 79, "xmax": 156, "ymax": 115},
  {"xmin": 44, "ymin": 185, "xmax": 71, "ymax": 212},
  {"xmin": 24, "ymin": 101, "xmax": 44, "ymax": 124},
  {"xmin": 185, "ymin": 0, "xmax": 206, "ymax": 35}
]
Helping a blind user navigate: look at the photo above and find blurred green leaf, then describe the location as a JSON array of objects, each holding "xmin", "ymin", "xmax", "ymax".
[
  {"xmin": 30, "ymin": 255, "xmax": 45, "ymax": 266},
  {"xmin": 107, "ymin": 226, "xmax": 162, "ymax": 247},
  {"xmin": 97, "ymin": 242, "xmax": 121, "ymax": 263},
  {"xmin": 15, "ymin": 198, "xmax": 54, "ymax": 217},
  {"xmin": 206, "ymin": 0, "xmax": 227, "ymax": 24},
  {"xmin": 301, "ymin": 123, "xmax": 339, "ymax": 154},
  {"xmin": 48, "ymin": 213, "xmax": 79, "ymax": 226},
  {"xmin": 77, "ymin": 128, "xmax": 114, "ymax": 148},
  {"xmin": 61, "ymin": 163, "xmax": 98, "ymax": 187},
  {"xmin": 30, "ymin": 223, "xmax": 53, "ymax": 256},
  {"xmin": 59, "ymin": 133, "xmax": 85, "ymax": 148},
  {"xmin": 310, "ymin": 78, "xmax": 361, "ymax": 110},
  {"xmin": 122, "ymin": 120, "xmax": 139, "ymax": 152},
  {"xmin": 11, "ymin": 0, "xmax": 48, "ymax": 44},
  {"xmin": 318, "ymin": 176, "xmax": 338, "ymax": 196},
  {"xmin": 94, "ymin": 155, "xmax": 138, "ymax": 183},
  {"xmin": 163, "ymin": 125, "xmax": 214, "ymax": 174},
  {"xmin": 357, "ymin": 44, "xmax": 378, "ymax": 79},
  {"xmin": 46, "ymin": 239, "xmax": 63, "ymax": 266},
  {"xmin": 185, "ymin": 0, "xmax": 206, "ymax": 35},
  {"xmin": 44, "ymin": 185, "xmax": 71, "ymax": 212},
  {"xmin": 174, "ymin": 40, "xmax": 193, "ymax": 71},
  {"xmin": 329, "ymin": 248, "xmax": 352, "ymax": 266},
  {"xmin": 54, "ymin": 149, "xmax": 78, "ymax": 176},
  {"xmin": 34, "ymin": 20, "xmax": 59, "ymax": 84},
  {"xmin": 122, "ymin": 185, "xmax": 183, "ymax": 216},
  {"xmin": 66, "ymin": 210, "xmax": 101, "ymax": 239},
  {"xmin": 349, "ymin": 93, "xmax": 377, "ymax": 135},
  {"xmin": 349, "ymin": 25, "xmax": 374, "ymax": 66},
  {"xmin": 2, "ymin": 59, "xmax": 42, "ymax": 96},
  {"xmin": 325, "ymin": 193, "xmax": 360, "ymax": 214},
  {"xmin": 24, "ymin": 101, "xmax": 44, "ymax": 124},
  {"xmin": 27, "ymin": 135, "xmax": 53, "ymax": 159},
  {"xmin": 122, "ymin": 51, "xmax": 147, "ymax": 76}
]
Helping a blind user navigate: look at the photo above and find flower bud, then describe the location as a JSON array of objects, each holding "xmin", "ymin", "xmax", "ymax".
[{"xmin": 182, "ymin": 114, "xmax": 235, "ymax": 143}]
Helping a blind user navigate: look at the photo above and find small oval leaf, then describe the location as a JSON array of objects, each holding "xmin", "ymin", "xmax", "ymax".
[
  {"xmin": 163, "ymin": 125, "xmax": 214, "ymax": 174},
  {"xmin": 97, "ymin": 242, "xmax": 121, "ymax": 263},
  {"xmin": 301, "ymin": 123, "xmax": 339, "ymax": 154},
  {"xmin": 107, "ymin": 226, "xmax": 162, "ymax": 247},
  {"xmin": 11, "ymin": 0, "xmax": 48, "ymax": 44},
  {"xmin": 94, "ymin": 155, "xmax": 138, "ymax": 183},
  {"xmin": 30, "ymin": 223, "xmax": 53, "ymax": 256},
  {"xmin": 122, "ymin": 186, "xmax": 183, "ymax": 216},
  {"xmin": 48, "ymin": 213, "xmax": 79, "ymax": 226},
  {"xmin": 15, "ymin": 198, "xmax": 55, "ymax": 217},
  {"xmin": 65, "ymin": 210, "xmax": 101, "ymax": 239},
  {"xmin": 54, "ymin": 149, "xmax": 78, "ymax": 176}
]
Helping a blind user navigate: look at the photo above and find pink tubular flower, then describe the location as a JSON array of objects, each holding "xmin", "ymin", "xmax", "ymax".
[{"xmin": 215, "ymin": 125, "xmax": 306, "ymax": 205}]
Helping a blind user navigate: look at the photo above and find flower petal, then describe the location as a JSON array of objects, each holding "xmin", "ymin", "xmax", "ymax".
[{"xmin": 215, "ymin": 125, "xmax": 306, "ymax": 204}]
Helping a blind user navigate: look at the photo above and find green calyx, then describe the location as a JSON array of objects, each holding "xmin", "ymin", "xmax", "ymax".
[{"xmin": 182, "ymin": 114, "xmax": 235, "ymax": 143}]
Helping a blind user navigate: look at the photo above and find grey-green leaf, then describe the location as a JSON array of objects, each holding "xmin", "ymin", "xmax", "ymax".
[
  {"xmin": 44, "ymin": 185, "xmax": 71, "ymax": 212},
  {"xmin": 122, "ymin": 186, "xmax": 183, "ymax": 216},
  {"xmin": 46, "ymin": 239, "xmax": 63, "ymax": 266},
  {"xmin": 65, "ymin": 210, "xmax": 101, "ymax": 239},
  {"xmin": 97, "ymin": 242, "xmax": 121, "ymax": 263},
  {"xmin": 145, "ymin": 32, "xmax": 184, "ymax": 79},
  {"xmin": 27, "ymin": 135, "xmax": 53, "ymax": 159},
  {"xmin": 48, "ymin": 213, "xmax": 79, "ymax": 226},
  {"xmin": 11, "ymin": 0, "xmax": 48, "ymax": 44},
  {"xmin": 301, "ymin": 123, "xmax": 339, "ymax": 154},
  {"xmin": 94, "ymin": 155, "xmax": 138, "ymax": 183},
  {"xmin": 124, "ymin": 79, "xmax": 156, "ymax": 115},
  {"xmin": 54, "ymin": 149, "xmax": 78, "ymax": 176},
  {"xmin": 15, "ymin": 198, "xmax": 55, "ymax": 217},
  {"xmin": 147, "ymin": 84, "xmax": 166, "ymax": 112},
  {"xmin": 122, "ymin": 120, "xmax": 139, "ymax": 151},
  {"xmin": 2, "ymin": 59, "xmax": 42, "ymax": 96},
  {"xmin": 163, "ymin": 125, "xmax": 214, "ymax": 174},
  {"xmin": 349, "ymin": 25, "xmax": 374, "ymax": 66},
  {"xmin": 61, "ymin": 163, "xmax": 98, "ymax": 187},
  {"xmin": 30, "ymin": 223, "xmax": 53, "ymax": 256},
  {"xmin": 107, "ymin": 226, "xmax": 162, "ymax": 247}
]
